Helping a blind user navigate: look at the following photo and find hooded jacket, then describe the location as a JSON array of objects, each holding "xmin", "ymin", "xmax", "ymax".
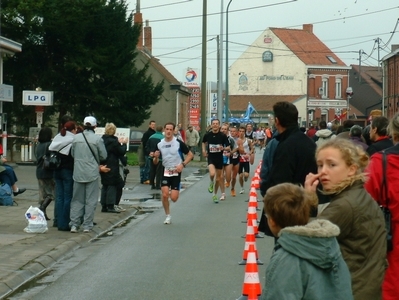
[
  {"xmin": 262, "ymin": 219, "xmax": 353, "ymax": 300},
  {"xmin": 318, "ymin": 177, "xmax": 386, "ymax": 300},
  {"xmin": 315, "ymin": 129, "xmax": 336, "ymax": 147}
]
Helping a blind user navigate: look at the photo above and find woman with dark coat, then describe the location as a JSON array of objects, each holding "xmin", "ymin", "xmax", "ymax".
[
  {"xmin": 100, "ymin": 123, "xmax": 127, "ymax": 213},
  {"xmin": 35, "ymin": 127, "xmax": 56, "ymax": 220}
]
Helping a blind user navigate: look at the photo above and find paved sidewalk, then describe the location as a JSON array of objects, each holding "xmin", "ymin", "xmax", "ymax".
[{"xmin": 0, "ymin": 161, "xmax": 206, "ymax": 299}]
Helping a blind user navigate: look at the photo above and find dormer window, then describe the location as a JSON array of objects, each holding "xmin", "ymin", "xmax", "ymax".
[{"xmin": 327, "ymin": 56, "xmax": 337, "ymax": 64}]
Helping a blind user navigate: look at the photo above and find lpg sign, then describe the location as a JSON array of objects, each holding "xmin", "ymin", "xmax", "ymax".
[{"xmin": 22, "ymin": 90, "xmax": 54, "ymax": 106}]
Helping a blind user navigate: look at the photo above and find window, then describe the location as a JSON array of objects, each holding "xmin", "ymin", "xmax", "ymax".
[
  {"xmin": 335, "ymin": 78, "xmax": 342, "ymax": 98},
  {"xmin": 326, "ymin": 56, "xmax": 337, "ymax": 64},
  {"xmin": 322, "ymin": 78, "xmax": 328, "ymax": 98}
]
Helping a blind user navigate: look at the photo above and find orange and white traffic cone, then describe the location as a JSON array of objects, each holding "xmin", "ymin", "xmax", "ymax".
[
  {"xmin": 237, "ymin": 245, "xmax": 262, "ymax": 300},
  {"xmin": 239, "ymin": 219, "xmax": 263, "ymax": 265}
]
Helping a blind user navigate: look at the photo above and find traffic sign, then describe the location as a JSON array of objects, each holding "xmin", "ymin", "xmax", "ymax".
[
  {"xmin": 22, "ymin": 90, "xmax": 54, "ymax": 106},
  {"xmin": 0, "ymin": 84, "xmax": 13, "ymax": 102}
]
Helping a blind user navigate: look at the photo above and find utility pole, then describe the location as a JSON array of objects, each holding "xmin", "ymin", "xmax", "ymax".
[
  {"xmin": 217, "ymin": 35, "xmax": 223, "ymax": 121},
  {"xmin": 217, "ymin": 0, "xmax": 224, "ymax": 122},
  {"xmin": 358, "ymin": 49, "xmax": 362, "ymax": 83},
  {"xmin": 200, "ymin": 0, "xmax": 207, "ymax": 162}
]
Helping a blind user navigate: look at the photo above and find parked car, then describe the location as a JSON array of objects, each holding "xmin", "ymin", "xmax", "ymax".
[{"xmin": 129, "ymin": 129, "xmax": 145, "ymax": 152}]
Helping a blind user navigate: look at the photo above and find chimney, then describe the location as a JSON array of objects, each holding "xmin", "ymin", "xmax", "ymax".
[
  {"xmin": 133, "ymin": 0, "xmax": 143, "ymax": 50},
  {"xmin": 392, "ymin": 44, "xmax": 399, "ymax": 52},
  {"xmin": 303, "ymin": 24, "xmax": 313, "ymax": 34},
  {"xmin": 144, "ymin": 20, "xmax": 152, "ymax": 55}
]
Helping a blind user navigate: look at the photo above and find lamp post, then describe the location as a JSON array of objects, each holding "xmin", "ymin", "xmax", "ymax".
[
  {"xmin": 346, "ymin": 87, "xmax": 353, "ymax": 120},
  {"xmin": 225, "ymin": 0, "xmax": 233, "ymax": 122}
]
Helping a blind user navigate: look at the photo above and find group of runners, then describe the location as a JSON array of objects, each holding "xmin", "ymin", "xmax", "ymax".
[
  {"xmin": 149, "ymin": 120, "xmax": 257, "ymax": 224},
  {"xmin": 202, "ymin": 119, "xmax": 255, "ymax": 203}
]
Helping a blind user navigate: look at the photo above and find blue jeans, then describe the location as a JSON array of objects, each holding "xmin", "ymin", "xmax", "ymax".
[
  {"xmin": 0, "ymin": 165, "xmax": 18, "ymax": 187},
  {"xmin": 54, "ymin": 168, "xmax": 74, "ymax": 231},
  {"xmin": 140, "ymin": 156, "xmax": 151, "ymax": 183}
]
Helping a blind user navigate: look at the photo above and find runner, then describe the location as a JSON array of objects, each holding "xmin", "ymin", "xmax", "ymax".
[
  {"xmin": 237, "ymin": 126, "xmax": 253, "ymax": 194},
  {"xmin": 202, "ymin": 119, "xmax": 230, "ymax": 203},
  {"xmin": 228, "ymin": 126, "xmax": 240, "ymax": 197},
  {"xmin": 257, "ymin": 127, "xmax": 266, "ymax": 149},
  {"xmin": 152, "ymin": 122, "xmax": 193, "ymax": 224},
  {"xmin": 220, "ymin": 124, "xmax": 237, "ymax": 197}
]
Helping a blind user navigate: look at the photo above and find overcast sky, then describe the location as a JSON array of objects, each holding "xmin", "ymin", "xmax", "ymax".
[{"xmin": 127, "ymin": 0, "xmax": 399, "ymax": 83}]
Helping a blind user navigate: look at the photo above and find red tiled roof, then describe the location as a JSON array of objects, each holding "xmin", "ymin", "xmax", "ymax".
[
  {"xmin": 270, "ymin": 27, "xmax": 346, "ymax": 66},
  {"xmin": 229, "ymin": 95, "xmax": 304, "ymax": 112},
  {"xmin": 138, "ymin": 50, "xmax": 180, "ymax": 85}
]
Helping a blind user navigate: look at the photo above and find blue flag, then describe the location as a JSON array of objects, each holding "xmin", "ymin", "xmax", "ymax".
[{"xmin": 244, "ymin": 102, "xmax": 256, "ymax": 118}]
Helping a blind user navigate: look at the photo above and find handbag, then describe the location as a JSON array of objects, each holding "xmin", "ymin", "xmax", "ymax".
[
  {"xmin": 42, "ymin": 144, "xmax": 68, "ymax": 170},
  {"xmin": 380, "ymin": 150, "xmax": 393, "ymax": 252}
]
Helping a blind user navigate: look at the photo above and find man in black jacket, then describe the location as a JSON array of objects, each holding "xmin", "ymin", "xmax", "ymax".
[
  {"xmin": 140, "ymin": 120, "xmax": 156, "ymax": 184},
  {"xmin": 259, "ymin": 102, "xmax": 317, "ymax": 235}
]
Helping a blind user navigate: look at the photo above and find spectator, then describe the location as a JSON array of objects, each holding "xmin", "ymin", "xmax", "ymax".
[
  {"xmin": 146, "ymin": 125, "xmax": 164, "ymax": 190},
  {"xmin": 313, "ymin": 120, "xmax": 336, "ymax": 148},
  {"xmin": 367, "ymin": 116, "xmax": 393, "ymax": 157},
  {"xmin": 35, "ymin": 127, "xmax": 56, "ymax": 221},
  {"xmin": 140, "ymin": 120, "xmax": 156, "ymax": 184},
  {"xmin": 349, "ymin": 125, "xmax": 368, "ymax": 151},
  {"xmin": 178, "ymin": 123, "xmax": 186, "ymax": 142},
  {"xmin": 100, "ymin": 123, "xmax": 127, "ymax": 214},
  {"xmin": 49, "ymin": 121, "xmax": 77, "ymax": 231},
  {"xmin": 185, "ymin": 125, "xmax": 199, "ymax": 155},
  {"xmin": 365, "ymin": 112, "xmax": 399, "ymax": 300},
  {"xmin": 259, "ymin": 101, "xmax": 317, "ymax": 235},
  {"xmin": 261, "ymin": 183, "xmax": 353, "ymax": 300},
  {"xmin": 336, "ymin": 119, "xmax": 355, "ymax": 139},
  {"xmin": 306, "ymin": 124, "xmax": 317, "ymax": 138},
  {"xmin": 305, "ymin": 139, "xmax": 386, "ymax": 299},
  {"xmin": 69, "ymin": 116, "xmax": 108, "ymax": 233}
]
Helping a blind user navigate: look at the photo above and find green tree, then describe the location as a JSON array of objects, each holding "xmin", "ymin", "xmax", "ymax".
[{"xmin": 1, "ymin": 0, "xmax": 163, "ymax": 131}]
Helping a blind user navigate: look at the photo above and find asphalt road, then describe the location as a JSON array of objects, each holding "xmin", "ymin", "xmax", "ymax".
[{"xmin": 26, "ymin": 151, "xmax": 275, "ymax": 300}]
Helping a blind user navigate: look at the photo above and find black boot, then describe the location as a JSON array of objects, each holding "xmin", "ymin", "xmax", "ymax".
[
  {"xmin": 101, "ymin": 205, "xmax": 108, "ymax": 212},
  {"xmin": 39, "ymin": 196, "xmax": 52, "ymax": 220}
]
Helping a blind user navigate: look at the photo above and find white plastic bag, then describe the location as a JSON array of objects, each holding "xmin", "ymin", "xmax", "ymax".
[{"xmin": 24, "ymin": 206, "xmax": 48, "ymax": 233}]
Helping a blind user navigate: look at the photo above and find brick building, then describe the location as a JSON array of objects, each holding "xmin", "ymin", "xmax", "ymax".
[{"xmin": 382, "ymin": 45, "xmax": 399, "ymax": 119}]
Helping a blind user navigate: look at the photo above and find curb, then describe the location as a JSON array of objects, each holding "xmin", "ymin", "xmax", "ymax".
[{"xmin": 0, "ymin": 209, "xmax": 139, "ymax": 299}]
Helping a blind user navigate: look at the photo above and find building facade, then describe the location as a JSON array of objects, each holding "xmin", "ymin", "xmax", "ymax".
[
  {"xmin": 382, "ymin": 45, "xmax": 399, "ymax": 119},
  {"xmin": 229, "ymin": 24, "xmax": 351, "ymax": 127}
]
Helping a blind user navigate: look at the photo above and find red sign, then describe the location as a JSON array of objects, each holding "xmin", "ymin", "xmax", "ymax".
[{"xmin": 188, "ymin": 86, "xmax": 201, "ymax": 129}]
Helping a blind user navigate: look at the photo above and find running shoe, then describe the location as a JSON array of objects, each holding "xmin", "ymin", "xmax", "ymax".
[
  {"xmin": 208, "ymin": 181, "xmax": 214, "ymax": 193},
  {"xmin": 164, "ymin": 215, "xmax": 172, "ymax": 225},
  {"xmin": 212, "ymin": 195, "xmax": 219, "ymax": 203},
  {"xmin": 231, "ymin": 189, "xmax": 236, "ymax": 197},
  {"xmin": 114, "ymin": 205, "xmax": 126, "ymax": 212},
  {"xmin": 239, "ymin": 188, "xmax": 245, "ymax": 194},
  {"xmin": 220, "ymin": 193, "xmax": 226, "ymax": 201},
  {"xmin": 83, "ymin": 229, "xmax": 91, "ymax": 233},
  {"xmin": 70, "ymin": 226, "xmax": 78, "ymax": 233},
  {"xmin": 225, "ymin": 181, "xmax": 230, "ymax": 188}
]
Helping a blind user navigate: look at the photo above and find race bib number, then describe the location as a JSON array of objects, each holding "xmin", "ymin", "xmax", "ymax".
[
  {"xmin": 209, "ymin": 144, "xmax": 221, "ymax": 153},
  {"xmin": 232, "ymin": 152, "xmax": 239, "ymax": 159},
  {"xmin": 164, "ymin": 168, "xmax": 179, "ymax": 177}
]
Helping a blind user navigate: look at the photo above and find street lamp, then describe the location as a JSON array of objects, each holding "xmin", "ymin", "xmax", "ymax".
[
  {"xmin": 225, "ymin": 0, "xmax": 233, "ymax": 122},
  {"xmin": 346, "ymin": 87, "xmax": 353, "ymax": 120}
]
